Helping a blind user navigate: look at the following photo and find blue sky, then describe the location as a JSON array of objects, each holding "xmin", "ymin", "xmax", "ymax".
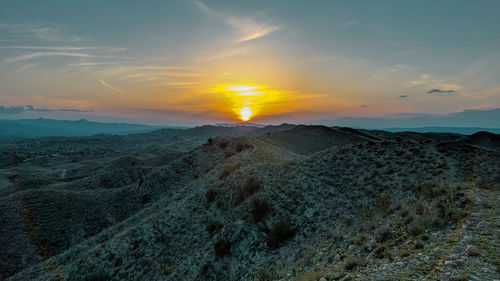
[{"xmin": 0, "ymin": 0, "xmax": 499, "ymax": 125}]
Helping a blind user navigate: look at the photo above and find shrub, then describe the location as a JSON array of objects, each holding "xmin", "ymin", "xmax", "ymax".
[
  {"xmin": 376, "ymin": 228, "xmax": 393, "ymax": 243},
  {"xmin": 205, "ymin": 188, "xmax": 217, "ymax": 203},
  {"xmin": 255, "ymin": 270, "xmax": 278, "ymax": 281},
  {"xmin": 267, "ymin": 221, "xmax": 295, "ymax": 248},
  {"xmin": 398, "ymin": 248, "xmax": 412, "ymax": 258},
  {"xmin": 85, "ymin": 271, "xmax": 110, "ymax": 281},
  {"xmin": 234, "ymin": 176, "xmax": 261, "ymax": 205},
  {"xmin": 374, "ymin": 245, "xmax": 392, "ymax": 260},
  {"xmin": 224, "ymin": 150, "xmax": 237, "ymax": 158},
  {"xmin": 414, "ymin": 240, "xmax": 424, "ymax": 250},
  {"xmin": 218, "ymin": 140, "xmax": 229, "ymax": 148},
  {"xmin": 206, "ymin": 221, "xmax": 223, "ymax": 236},
  {"xmin": 408, "ymin": 218, "xmax": 425, "ymax": 236},
  {"xmin": 214, "ymin": 239, "xmax": 231, "ymax": 257},
  {"xmin": 343, "ymin": 256, "xmax": 368, "ymax": 270},
  {"xmin": 249, "ymin": 194, "xmax": 270, "ymax": 221},
  {"xmin": 219, "ymin": 162, "xmax": 241, "ymax": 179},
  {"xmin": 235, "ymin": 142, "xmax": 253, "ymax": 152}
]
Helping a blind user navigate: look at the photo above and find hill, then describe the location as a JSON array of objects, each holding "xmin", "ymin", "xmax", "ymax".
[{"xmin": 0, "ymin": 125, "xmax": 498, "ymax": 281}]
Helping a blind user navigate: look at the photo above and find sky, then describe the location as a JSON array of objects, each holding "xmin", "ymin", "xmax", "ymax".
[{"xmin": 0, "ymin": 0, "xmax": 499, "ymax": 126}]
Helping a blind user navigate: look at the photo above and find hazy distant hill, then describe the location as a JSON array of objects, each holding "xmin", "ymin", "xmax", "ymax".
[
  {"xmin": 382, "ymin": 126, "xmax": 500, "ymax": 135},
  {"xmin": 0, "ymin": 118, "xmax": 164, "ymax": 139}
]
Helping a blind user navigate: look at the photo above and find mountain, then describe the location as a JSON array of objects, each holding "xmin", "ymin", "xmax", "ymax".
[
  {"xmin": 382, "ymin": 127, "xmax": 500, "ymax": 135},
  {"xmin": 0, "ymin": 118, "xmax": 164, "ymax": 139},
  {"xmin": 0, "ymin": 125, "xmax": 498, "ymax": 281},
  {"xmin": 324, "ymin": 108, "xmax": 500, "ymax": 130}
]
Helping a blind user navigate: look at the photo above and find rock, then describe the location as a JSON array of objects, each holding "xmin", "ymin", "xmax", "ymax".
[
  {"xmin": 444, "ymin": 260, "xmax": 456, "ymax": 267},
  {"xmin": 319, "ymin": 278, "xmax": 326, "ymax": 281},
  {"xmin": 434, "ymin": 247, "xmax": 444, "ymax": 255},
  {"xmin": 476, "ymin": 221, "xmax": 490, "ymax": 228},
  {"xmin": 423, "ymin": 256, "xmax": 430, "ymax": 262},
  {"xmin": 470, "ymin": 212, "xmax": 484, "ymax": 217},
  {"xmin": 465, "ymin": 245, "xmax": 480, "ymax": 256},
  {"xmin": 462, "ymin": 235, "xmax": 472, "ymax": 242},
  {"xmin": 348, "ymin": 244, "xmax": 355, "ymax": 251}
]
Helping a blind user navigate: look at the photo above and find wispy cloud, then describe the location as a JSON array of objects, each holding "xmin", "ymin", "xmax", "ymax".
[
  {"xmin": 4, "ymin": 51, "xmax": 95, "ymax": 63},
  {"xmin": 194, "ymin": 0, "xmax": 280, "ymax": 43},
  {"xmin": 0, "ymin": 46, "xmax": 125, "ymax": 51},
  {"xmin": 194, "ymin": 48, "xmax": 248, "ymax": 62},
  {"xmin": 341, "ymin": 19, "xmax": 358, "ymax": 27},
  {"xmin": 99, "ymin": 79, "xmax": 125, "ymax": 93},
  {"xmin": 227, "ymin": 17, "xmax": 281, "ymax": 43},
  {"xmin": 0, "ymin": 23, "xmax": 82, "ymax": 42}
]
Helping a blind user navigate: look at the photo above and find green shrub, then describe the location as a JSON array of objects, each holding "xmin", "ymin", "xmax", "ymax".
[
  {"xmin": 267, "ymin": 220, "xmax": 295, "ymax": 248},
  {"xmin": 214, "ymin": 239, "xmax": 231, "ymax": 257},
  {"xmin": 249, "ymin": 194, "xmax": 270, "ymax": 221},
  {"xmin": 343, "ymin": 256, "xmax": 368, "ymax": 270}
]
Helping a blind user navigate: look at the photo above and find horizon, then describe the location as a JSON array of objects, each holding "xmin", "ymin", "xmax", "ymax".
[{"xmin": 1, "ymin": 1, "xmax": 500, "ymax": 127}]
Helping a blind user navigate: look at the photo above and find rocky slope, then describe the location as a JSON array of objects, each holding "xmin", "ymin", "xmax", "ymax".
[{"xmin": 0, "ymin": 125, "xmax": 498, "ymax": 281}]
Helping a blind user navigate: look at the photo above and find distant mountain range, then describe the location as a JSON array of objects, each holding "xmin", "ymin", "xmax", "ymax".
[
  {"xmin": 1, "ymin": 118, "xmax": 499, "ymax": 139},
  {"xmin": 0, "ymin": 118, "xmax": 165, "ymax": 139}
]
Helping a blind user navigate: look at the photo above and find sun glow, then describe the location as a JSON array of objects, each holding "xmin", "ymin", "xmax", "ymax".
[
  {"xmin": 211, "ymin": 83, "xmax": 284, "ymax": 122},
  {"xmin": 239, "ymin": 107, "xmax": 252, "ymax": 121}
]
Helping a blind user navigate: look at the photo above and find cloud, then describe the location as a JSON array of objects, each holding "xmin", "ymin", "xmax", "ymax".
[
  {"xmin": 0, "ymin": 23, "xmax": 82, "ymax": 42},
  {"xmin": 99, "ymin": 79, "xmax": 125, "ymax": 93},
  {"xmin": 4, "ymin": 52, "xmax": 95, "ymax": 63},
  {"xmin": 226, "ymin": 17, "xmax": 281, "ymax": 43},
  {"xmin": 194, "ymin": 48, "xmax": 248, "ymax": 62},
  {"xmin": 0, "ymin": 46, "xmax": 125, "ymax": 51},
  {"xmin": 194, "ymin": 0, "xmax": 280, "ymax": 43},
  {"xmin": 341, "ymin": 19, "xmax": 358, "ymax": 27},
  {"xmin": 427, "ymin": 88, "xmax": 456, "ymax": 94},
  {"xmin": 0, "ymin": 105, "xmax": 92, "ymax": 114}
]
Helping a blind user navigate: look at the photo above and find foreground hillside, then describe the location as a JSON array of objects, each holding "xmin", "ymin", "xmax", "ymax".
[{"xmin": 0, "ymin": 125, "xmax": 499, "ymax": 281}]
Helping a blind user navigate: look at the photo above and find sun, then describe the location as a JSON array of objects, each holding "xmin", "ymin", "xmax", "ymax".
[
  {"xmin": 211, "ymin": 83, "xmax": 284, "ymax": 122},
  {"xmin": 239, "ymin": 107, "xmax": 252, "ymax": 121}
]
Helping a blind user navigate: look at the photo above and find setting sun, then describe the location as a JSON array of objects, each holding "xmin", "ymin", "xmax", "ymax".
[
  {"xmin": 239, "ymin": 107, "xmax": 252, "ymax": 121},
  {"xmin": 211, "ymin": 83, "xmax": 284, "ymax": 122}
]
